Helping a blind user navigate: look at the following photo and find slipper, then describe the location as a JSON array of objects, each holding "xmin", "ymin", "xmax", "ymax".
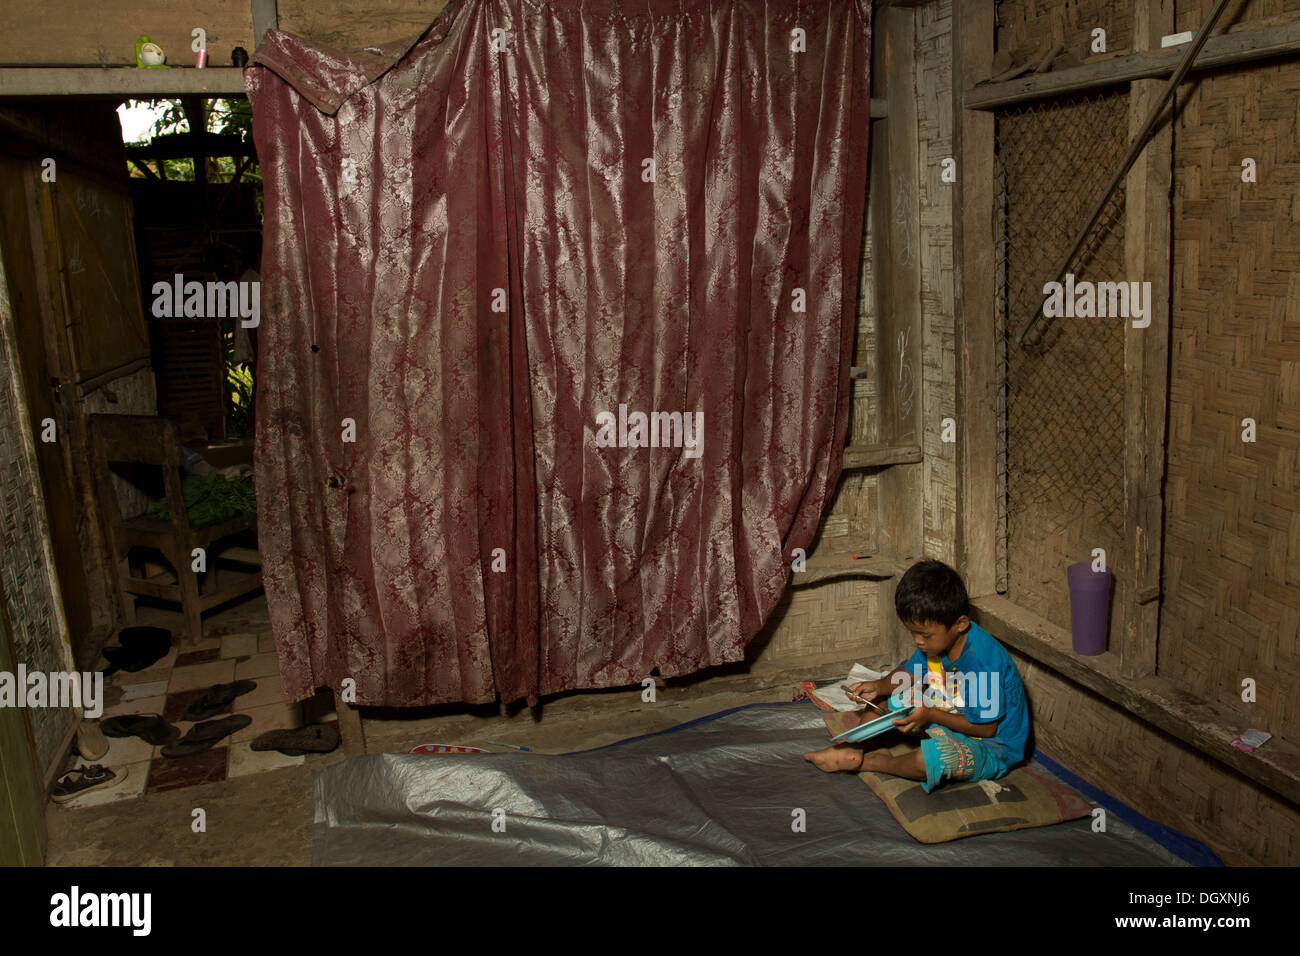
[
  {"xmin": 181, "ymin": 680, "xmax": 258, "ymax": 722},
  {"xmin": 160, "ymin": 714, "xmax": 252, "ymax": 758},
  {"xmin": 51, "ymin": 764, "xmax": 128, "ymax": 803},
  {"xmin": 250, "ymin": 723, "xmax": 340, "ymax": 756},
  {"xmin": 76, "ymin": 720, "xmax": 110, "ymax": 761},
  {"xmin": 100, "ymin": 714, "xmax": 181, "ymax": 746}
]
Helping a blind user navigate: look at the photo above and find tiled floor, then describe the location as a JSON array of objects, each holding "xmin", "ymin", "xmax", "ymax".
[{"xmin": 59, "ymin": 596, "xmax": 338, "ymax": 809}]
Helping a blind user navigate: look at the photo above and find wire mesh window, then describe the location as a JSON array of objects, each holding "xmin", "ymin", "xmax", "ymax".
[{"xmin": 995, "ymin": 88, "xmax": 1129, "ymax": 623}]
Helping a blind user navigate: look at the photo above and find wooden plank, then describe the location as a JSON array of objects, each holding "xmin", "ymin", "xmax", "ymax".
[
  {"xmin": 216, "ymin": 545, "xmax": 261, "ymax": 564},
  {"xmin": 0, "ymin": 1, "xmax": 254, "ymax": 68},
  {"xmin": 966, "ymin": 16, "xmax": 1300, "ymax": 110},
  {"xmin": 972, "ymin": 595, "xmax": 1300, "ymax": 807},
  {"xmin": 953, "ymin": 1, "xmax": 998, "ymax": 599},
  {"xmin": 2, "ymin": 157, "xmax": 98, "ymax": 649},
  {"xmin": 790, "ymin": 550, "xmax": 909, "ymax": 588},
  {"xmin": 277, "ymin": 0, "xmax": 446, "ymax": 50},
  {"xmin": 1120, "ymin": 0, "xmax": 1173, "ymax": 681},
  {"xmin": 0, "ymin": 67, "xmax": 250, "ymax": 97},
  {"xmin": 841, "ymin": 442, "xmax": 922, "ymax": 470},
  {"xmin": 871, "ymin": 5, "xmax": 925, "ymax": 662},
  {"xmin": 79, "ymin": 359, "xmax": 151, "ymax": 398}
]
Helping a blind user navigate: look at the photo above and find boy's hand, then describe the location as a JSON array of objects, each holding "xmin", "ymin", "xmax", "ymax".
[
  {"xmin": 847, "ymin": 679, "xmax": 883, "ymax": 700},
  {"xmin": 892, "ymin": 704, "xmax": 933, "ymax": 733}
]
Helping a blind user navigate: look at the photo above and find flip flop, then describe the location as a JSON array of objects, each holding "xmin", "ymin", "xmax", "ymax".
[
  {"xmin": 160, "ymin": 714, "xmax": 252, "ymax": 758},
  {"xmin": 51, "ymin": 764, "xmax": 128, "ymax": 803},
  {"xmin": 250, "ymin": 724, "xmax": 340, "ymax": 756},
  {"xmin": 100, "ymin": 714, "xmax": 181, "ymax": 746},
  {"xmin": 181, "ymin": 680, "xmax": 258, "ymax": 722}
]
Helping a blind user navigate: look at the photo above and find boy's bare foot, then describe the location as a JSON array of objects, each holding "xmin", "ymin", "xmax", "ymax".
[
  {"xmin": 803, "ymin": 744, "xmax": 866, "ymax": 772},
  {"xmin": 858, "ymin": 751, "xmax": 893, "ymax": 773}
]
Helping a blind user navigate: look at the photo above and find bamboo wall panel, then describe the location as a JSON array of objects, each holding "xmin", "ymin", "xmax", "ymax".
[
  {"xmin": 1165, "ymin": 55, "xmax": 1300, "ymax": 739},
  {"xmin": 996, "ymin": 0, "xmax": 1132, "ymax": 59},
  {"xmin": 1175, "ymin": 0, "xmax": 1300, "ymax": 33},
  {"xmin": 0, "ymin": 266, "xmax": 77, "ymax": 779},
  {"xmin": 1013, "ymin": 647, "xmax": 1300, "ymax": 864},
  {"xmin": 758, "ymin": 575, "xmax": 884, "ymax": 663}
]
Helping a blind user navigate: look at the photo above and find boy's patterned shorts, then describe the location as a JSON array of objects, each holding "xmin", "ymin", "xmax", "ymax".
[{"xmin": 918, "ymin": 725, "xmax": 1009, "ymax": 793}]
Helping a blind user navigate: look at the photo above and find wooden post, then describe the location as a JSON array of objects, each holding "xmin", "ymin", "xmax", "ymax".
[
  {"xmin": 954, "ymin": 1, "xmax": 998, "ymax": 599},
  {"xmin": 873, "ymin": 4, "xmax": 924, "ymax": 659},
  {"xmin": 334, "ymin": 691, "xmax": 366, "ymax": 757},
  {"xmin": 1121, "ymin": 0, "xmax": 1174, "ymax": 680},
  {"xmin": 252, "ymin": 0, "xmax": 278, "ymax": 47}
]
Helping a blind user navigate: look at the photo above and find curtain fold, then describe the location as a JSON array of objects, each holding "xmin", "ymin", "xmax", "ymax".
[{"xmin": 246, "ymin": 0, "xmax": 872, "ymax": 707}]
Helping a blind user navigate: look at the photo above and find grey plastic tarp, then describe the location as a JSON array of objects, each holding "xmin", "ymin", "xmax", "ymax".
[{"xmin": 311, "ymin": 702, "xmax": 1190, "ymax": 866}]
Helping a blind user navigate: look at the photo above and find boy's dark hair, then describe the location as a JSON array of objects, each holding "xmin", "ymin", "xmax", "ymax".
[{"xmin": 894, "ymin": 559, "xmax": 969, "ymax": 628}]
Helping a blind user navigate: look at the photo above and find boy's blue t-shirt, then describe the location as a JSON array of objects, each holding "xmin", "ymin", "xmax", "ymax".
[{"xmin": 900, "ymin": 621, "xmax": 1029, "ymax": 765}]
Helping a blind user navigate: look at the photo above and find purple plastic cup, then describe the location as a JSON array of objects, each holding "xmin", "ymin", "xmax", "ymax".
[{"xmin": 1067, "ymin": 562, "xmax": 1112, "ymax": 656}]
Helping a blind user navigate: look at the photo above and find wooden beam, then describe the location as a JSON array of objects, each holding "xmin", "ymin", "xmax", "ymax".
[
  {"xmin": 0, "ymin": 67, "xmax": 249, "ymax": 97},
  {"xmin": 965, "ymin": 16, "xmax": 1300, "ymax": 110},
  {"xmin": 1120, "ymin": 0, "xmax": 1174, "ymax": 681},
  {"xmin": 789, "ymin": 537, "xmax": 914, "ymax": 589},
  {"xmin": 841, "ymin": 442, "xmax": 922, "ymax": 470},
  {"xmin": 252, "ymin": 0, "xmax": 278, "ymax": 47},
  {"xmin": 954, "ymin": 1, "xmax": 998, "ymax": 598},
  {"xmin": 972, "ymin": 595, "xmax": 1300, "ymax": 807},
  {"xmin": 126, "ymin": 133, "xmax": 255, "ymax": 161},
  {"xmin": 128, "ymin": 158, "xmax": 159, "ymax": 180}
]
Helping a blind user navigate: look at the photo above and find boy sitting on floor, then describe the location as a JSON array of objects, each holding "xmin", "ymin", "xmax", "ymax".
[{"xmin": 804, "ymin": 559, "xmax": 1029, "ymax": 793}]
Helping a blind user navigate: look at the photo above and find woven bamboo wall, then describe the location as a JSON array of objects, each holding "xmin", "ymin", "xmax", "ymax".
[
  {"xmin": 1164, "ymin": 50, "xmax": 1300, "ymax": 739},
  {"xmin": 0, "ymin": 274, "xmax": 77, "ymax": 779},
  {"xmin": 995, "ymin": 0, "xmax": 1132, "ymax": 58},
  {"xmin": 1175, "ymin": 0, "xmax": 1300, "ymax": 32},
  {"xmin": 1012, "ymin": 647, "xmax": 1300, "ymax": 864}
]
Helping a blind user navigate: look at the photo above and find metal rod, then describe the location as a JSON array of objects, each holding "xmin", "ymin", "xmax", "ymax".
[{"xmin": 1016, "ymin": 0, "xmax": 1234, "ymax": 347}]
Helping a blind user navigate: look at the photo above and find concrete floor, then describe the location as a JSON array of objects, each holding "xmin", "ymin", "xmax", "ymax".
[{"xmin": 46, "ymin": 594, "xmax": 858, "ymax": 866}]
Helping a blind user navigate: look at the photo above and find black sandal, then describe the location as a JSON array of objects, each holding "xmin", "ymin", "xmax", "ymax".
[
  {"xmin": 182, "ymin": 680, "xmax": 258, "ymax": 722},
  {"xmin": 160, "ymin": 714, "xmax": 252, "ymax": 758},
  {"xmin": 100, "ymin": 714, "xmax": 181, "ymax": 746},
  {"xmin": 250, "ymin": 724, "xmax": 340, "ymax": 756}
]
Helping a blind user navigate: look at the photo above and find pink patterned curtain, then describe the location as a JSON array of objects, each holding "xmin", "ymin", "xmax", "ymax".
[{"xmin": 246, "ymin": 0, "xmax": 872, "ymax": 707}]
